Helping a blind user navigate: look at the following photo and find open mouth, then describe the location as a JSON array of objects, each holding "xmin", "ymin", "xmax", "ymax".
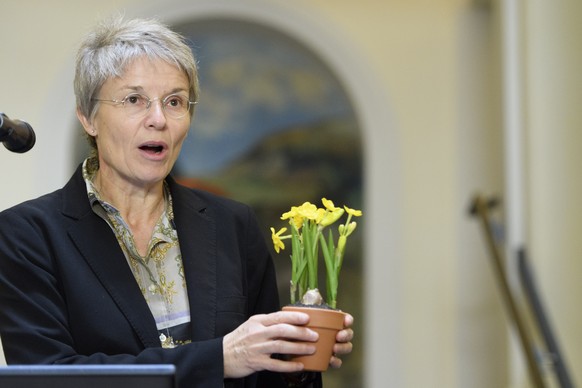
[{"xmin": 139, "ymin": 143, "xmax": 165, "ymax": 154}]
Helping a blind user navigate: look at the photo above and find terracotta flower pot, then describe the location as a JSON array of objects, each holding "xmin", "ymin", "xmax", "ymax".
[{"xmin": 282, "ymin": 305, "xmax": 346, "ymax": 371}]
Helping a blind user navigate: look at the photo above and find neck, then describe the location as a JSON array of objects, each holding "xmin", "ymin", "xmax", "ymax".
[{"xmin": 93, "ymin": 171, "xmax": 165, "ymax": 227}]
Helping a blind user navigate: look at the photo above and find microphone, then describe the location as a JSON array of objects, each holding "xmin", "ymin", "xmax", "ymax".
[{"xmin": 0, "ymin": 113, "xmax": 36, "ymax": 153}]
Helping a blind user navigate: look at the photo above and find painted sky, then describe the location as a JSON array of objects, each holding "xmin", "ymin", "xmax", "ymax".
[{"xmin": 173, "ymin": 19, "xmax": 354, "ymax": 176}]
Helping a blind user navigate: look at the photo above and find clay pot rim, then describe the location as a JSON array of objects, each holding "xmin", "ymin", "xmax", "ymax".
[{"xmin": 282, "ymin": 305, "xmax": 346, "ymax": 330}]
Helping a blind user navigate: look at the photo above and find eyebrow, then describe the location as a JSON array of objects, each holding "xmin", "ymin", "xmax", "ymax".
[{"xmin": 119, "ymin": 86, "xmax": 189, "ymax": 96}]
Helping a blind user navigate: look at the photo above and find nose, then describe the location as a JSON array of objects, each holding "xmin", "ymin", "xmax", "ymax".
[{"xmin": 144, "ymin": 98, "xmax": 167, "ymax": 128}]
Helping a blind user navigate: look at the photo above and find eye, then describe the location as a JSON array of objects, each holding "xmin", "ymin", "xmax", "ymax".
[
  {"xmin": 164, "ymin": 94, "xmax": 187, "ymax": 108},
  {"xmin": 124, "ymin": 93, "xmax": 147, "ymax": 106}
]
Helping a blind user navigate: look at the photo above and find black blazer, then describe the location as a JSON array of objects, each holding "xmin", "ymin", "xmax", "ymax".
[{"xmin": 0, "ymin": 165, "xmax": 293, "ymax": 388}]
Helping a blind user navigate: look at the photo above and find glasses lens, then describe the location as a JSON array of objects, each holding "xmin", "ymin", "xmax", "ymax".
[
  {"xmin": 163, "ymin": 94, "xmax": 190, "ymax": 118},
  {"xmin": 123, "ymin": 93, "xmax": 150, "ymax": 117}
]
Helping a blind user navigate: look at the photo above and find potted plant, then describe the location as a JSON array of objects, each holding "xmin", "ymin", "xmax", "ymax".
[{"xmin": 270, "ymin": 198, "xmax": 362, "ymax": 371}]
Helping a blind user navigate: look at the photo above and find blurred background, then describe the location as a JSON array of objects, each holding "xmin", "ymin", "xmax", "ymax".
[{"xmin": 1, "ymin": 0, "xmax": 580, "ymax": 387}]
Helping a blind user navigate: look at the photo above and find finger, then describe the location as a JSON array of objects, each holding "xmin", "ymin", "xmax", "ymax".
[
  {"xmin": 262, "ymin": 322, "xmax": 319, "ymax": 343},
  {"xmin": 333, "ymin": 340, "xmax": 353, "ymax": 356},
  {"xmin": 263, "ymin": 339, "xmax": 317, "ymax": 357},
  {"xmin": 261, "ymin": 357, "xmax": 306, "ymax": 373},
  {"xmin": 256, "ymin": 311, "xmax": 311, "ymax": 327},
  {"xmin": 329, "ymin": 354, "xmax": 343, "ymax": 369},
  {"xmin": 343, "ymin": 313, "xmax": 354, "ymax": 328},
  {"xmin": 336, "ymin": 328, "xmax": 354, "ymax": 343},
  {"xmin": 235, "ymin": 349, "xmax": 308, "ymax": 375}
]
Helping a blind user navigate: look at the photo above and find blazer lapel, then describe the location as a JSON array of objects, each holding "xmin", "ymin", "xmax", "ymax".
[
  {"xmin": 61, "ymin": 166, "xmax": 160, "ymax": 348},
  {"xmin": 169, "ymin": 179, "xmax": 218, "ymax": 341}
]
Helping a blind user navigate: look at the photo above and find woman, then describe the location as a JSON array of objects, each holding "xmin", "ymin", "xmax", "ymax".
[{"xmin": 0, "ymin": 17, "xmax": 353, "ymax": 387}]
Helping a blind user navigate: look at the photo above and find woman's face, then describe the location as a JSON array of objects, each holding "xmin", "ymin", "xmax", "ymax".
[{"xmin": 78, "ymin": 57, "xmax": 191, "ymax": 190}]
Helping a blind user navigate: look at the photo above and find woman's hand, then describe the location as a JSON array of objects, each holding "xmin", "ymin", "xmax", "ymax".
[
  {"xmin": 223, "ymin": 311, "xmax": 319, "ymax": 379},
  {"xmin": 329, "ymin": 313, "xmax": 354, "ymax": 369}
]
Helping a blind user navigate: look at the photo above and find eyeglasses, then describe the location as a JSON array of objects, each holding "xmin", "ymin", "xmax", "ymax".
[{"xmin": 93, "ymin": 93, "xmax": 197, "ymax": 119}]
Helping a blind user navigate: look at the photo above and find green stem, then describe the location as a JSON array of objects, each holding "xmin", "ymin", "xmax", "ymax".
[
  {"xmin": 319, "ymin": 230, "xmax": 339, "ymax": 308},
  {"xmin": 304, "ymin": 220, "xmax": 318, "ymax": 290}
]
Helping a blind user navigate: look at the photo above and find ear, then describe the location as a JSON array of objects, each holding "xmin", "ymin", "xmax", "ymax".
[{"xmin": 76, "ymin": 108, "xmax": 96, "ymax": 136}]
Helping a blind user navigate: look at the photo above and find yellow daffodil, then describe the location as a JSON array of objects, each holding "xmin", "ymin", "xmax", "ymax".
[
  {"xmin": 281, "ymin": 206, "xmax": 298, "ymax": 220},
  {"xmin": 318, "ymin": 198, "xmax": 344, "ymax": 227},
  {"xmin": 296, "ymin": 202, "xmax": 319, "ymax": 220},
  {"xmin": 270, "ymin": 227, "xmax": 289, "ymax": 253},
  {"xmin": 320, "ymin": 208, "xmax": 344, "ymax": 227},
  {"xmin": 281, "ymin": 206, "xmax": 303, "ymax": 230},
  {"xmin": 322, "ymin": 197, "xmax": 337, "ymax": 211},
  {"xmin": 344, "ymin": 206, "xmax": 363, "ymax": 217},
  {"xmin": 270, "ymin": 197, "xmax": 363, "ymax": 308}
]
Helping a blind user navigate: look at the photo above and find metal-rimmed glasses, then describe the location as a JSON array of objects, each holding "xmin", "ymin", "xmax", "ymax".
[{"xmin": 93, "ymin": 93, "xmax": 197, "ymax": 119}]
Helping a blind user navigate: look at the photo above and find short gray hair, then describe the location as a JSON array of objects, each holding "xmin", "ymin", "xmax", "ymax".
[{"xmin": 74, "ymin": 16, "xmax": 199, "ymax": 149}]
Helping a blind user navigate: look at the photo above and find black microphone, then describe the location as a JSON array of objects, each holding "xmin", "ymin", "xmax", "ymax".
[{"xmin": 0, "ymin": 113, "xmax": 36, "ymax": 153}]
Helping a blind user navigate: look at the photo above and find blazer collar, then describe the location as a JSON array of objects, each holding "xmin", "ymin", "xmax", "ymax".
[{"xmin": 61, "ymin": 166, "xmax": 159, "ymax": 347}]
